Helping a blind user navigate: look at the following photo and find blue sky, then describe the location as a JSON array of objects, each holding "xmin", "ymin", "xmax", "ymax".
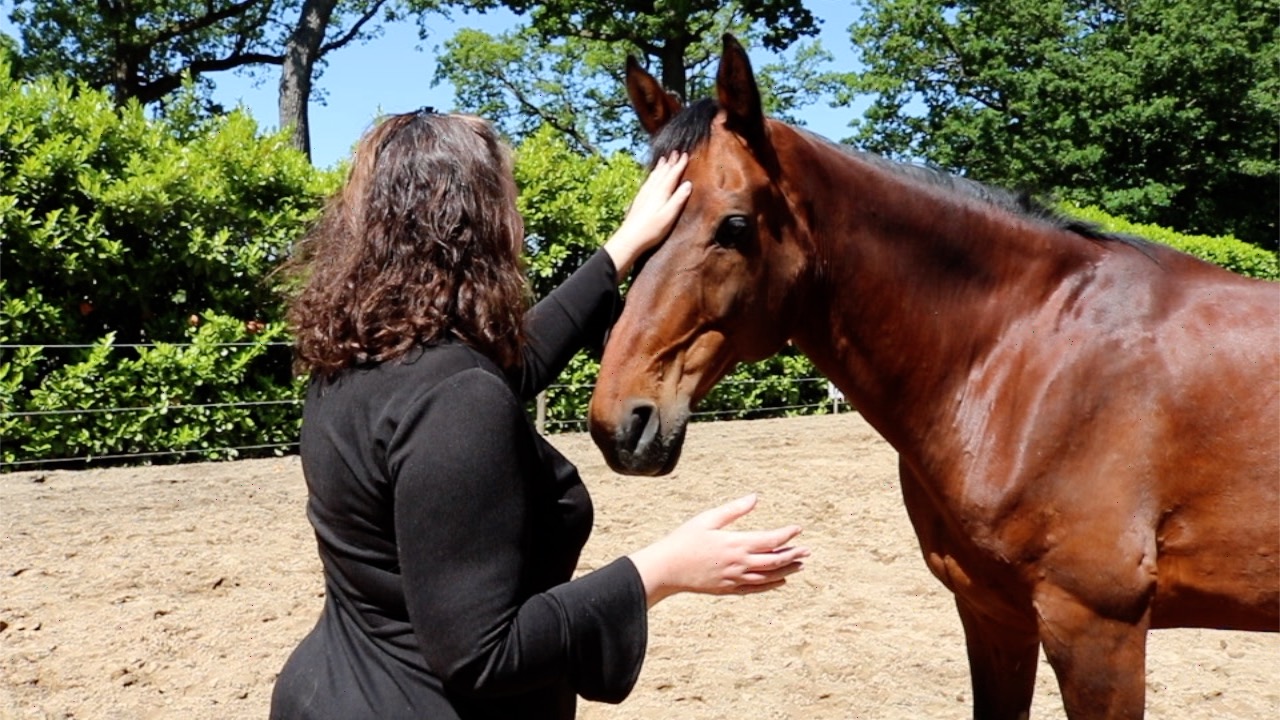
[{"xmin": 2, "ymin": 1, "xmax": 866, "ymax": 169}]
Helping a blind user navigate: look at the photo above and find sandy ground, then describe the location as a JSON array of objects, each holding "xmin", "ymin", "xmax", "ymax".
[{"xmin": 1, "ymin": 413, "xmax": 1277, "ymax": 719}]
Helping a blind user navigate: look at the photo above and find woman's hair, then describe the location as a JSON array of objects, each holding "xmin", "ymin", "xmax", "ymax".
[{"xmin": 283, "ymin": 111, "xmax": 528, "ymax": 378}]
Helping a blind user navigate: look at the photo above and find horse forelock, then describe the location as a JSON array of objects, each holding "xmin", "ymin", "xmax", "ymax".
[{"xmin": 648, "ymin": 99, "xmax": 719, "ymax": 168}]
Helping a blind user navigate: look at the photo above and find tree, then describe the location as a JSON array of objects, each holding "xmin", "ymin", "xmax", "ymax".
[
  {"xmin": 0, "ymin": 29, "xmax": 24, "ymax": 78},
  {"xmin": 504, "ymin": 0, "xmax": 818, "ymax": 101},
  {"xmin": 842, "ymin": 0, "xmax": 1278, "ymax": 248},
  {"xmin": 8, "ymin": 0, "xmax": 394, "ymax": 159},
  {"xmin": 278, "ymin": 0, "xmax": 393, "ymax": 157},
  {"xmin": 433, "ymin": 2, "xmax": 843, "ymax": 154},
  {"xmin": 13, "ymin": 0, "xmax": 278, "ymax": 106}
]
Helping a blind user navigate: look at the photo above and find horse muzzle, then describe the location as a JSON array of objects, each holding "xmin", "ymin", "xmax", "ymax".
[{"xmin": 589, "ymin": 398, "xmax": 689, "ymax": 476}]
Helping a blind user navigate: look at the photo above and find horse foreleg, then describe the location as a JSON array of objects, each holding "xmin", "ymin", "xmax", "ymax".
[
  {"xmin": 1034, "ymin": 583, "xmax": 1150, "ymax": 720},
  {"xmin": 955, "ymin": 598, "xmax": 1039, "ymax": 720}
]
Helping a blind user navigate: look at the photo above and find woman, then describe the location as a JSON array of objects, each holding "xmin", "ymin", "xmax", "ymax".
[{"xmin": 271, "ymin": 109, "xmax": 808, "ymax": 720}]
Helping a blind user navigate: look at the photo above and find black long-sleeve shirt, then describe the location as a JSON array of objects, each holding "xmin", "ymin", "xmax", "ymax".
[{"xmin": 270, "ymin": 251, "xmax": 647, "ymax": 720}]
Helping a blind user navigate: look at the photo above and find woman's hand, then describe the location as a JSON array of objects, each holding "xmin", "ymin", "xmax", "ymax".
[
  {"xmin": 603, "ymin": 152, "xmax": 693, "ymax": 278},
  {"xmin": 627, "ymin": 494, "xmax": 809, "ymax": 608}
]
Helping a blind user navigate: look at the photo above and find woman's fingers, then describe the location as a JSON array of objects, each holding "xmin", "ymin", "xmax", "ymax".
[
  {"xmin": 738, "ymin": 545, "xmax": 808, "ymax": 576},
  {"xmin": 688, "ymin": 493, "xmax": 758, "ymax": 530},
  {"xmin": 634, "ymin": 152, "xmax": 689, "ymax": 206},
  {"xmin": 753, "ymin": 544, "xmax": 810, "ymax": 567},
  {"xmin": 738, "ymin": 561, "xmax": 807, "ymax": 586},
  {"xmin": 741, "ymin": 524, "xmax": 804, "ymax": 552},
  {"xmin": 733, "ymin": 580, "xmax": 789, "ymax": 595},
  {"xmin": 722, "ymin": 539, "xmax": 808, "ymax": 589}
]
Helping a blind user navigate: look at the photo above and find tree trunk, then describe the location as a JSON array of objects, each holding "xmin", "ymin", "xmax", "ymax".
[
  {"xmin": 279, "ymin": 0, "xmax": 339, "ymax": 161},
  {"xmin": 101, "ymin": 0, "xmax": 138, "ymax": 106},
  {"xmin": 659, "ymin": 38, "xmax": 688, "ymax": 102}
]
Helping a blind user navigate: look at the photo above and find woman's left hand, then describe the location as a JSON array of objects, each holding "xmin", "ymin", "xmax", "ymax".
[{"xmin": 603, "ymin": 152, "xmax": 692, "ymax": 277}]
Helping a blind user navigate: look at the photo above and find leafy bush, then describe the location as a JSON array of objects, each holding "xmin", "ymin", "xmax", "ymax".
[
  {"xmin": 536, "ymin": 349, "xmax": 829, "ymax": 434},
  {"xmin": 1065, "ymin": 204, "xmax": 1279, "ymax": 280},
  {"xmin": 3, "ymin": 316, "xmax": 301, "ymax": 466},
  {"xmin": 699, "ymin": 351, "xmax": 827, "ymax": 420},
  {"xmin": 1, "ymin": 62, "xmax": 337, "ymax": 467}
]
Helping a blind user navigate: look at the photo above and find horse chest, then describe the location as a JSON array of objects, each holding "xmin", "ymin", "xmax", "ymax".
[{"xmin": 897, "ymin": 462, "xmax": 1041, "ymax": 622}]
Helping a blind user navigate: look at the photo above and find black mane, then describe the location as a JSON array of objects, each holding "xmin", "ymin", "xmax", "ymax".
[
  {"xmin": 646, "ymin": 98, "xmax": 1147, "ymax": 249},
  {"xmin": 823, "ymin": 136, "xmax": 1141, "ymax": 246}
]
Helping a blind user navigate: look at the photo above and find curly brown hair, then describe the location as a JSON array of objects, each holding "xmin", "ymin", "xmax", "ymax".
[{"xmin": 283, "ymin": 111, "xmax": 529, "ymax": 378}]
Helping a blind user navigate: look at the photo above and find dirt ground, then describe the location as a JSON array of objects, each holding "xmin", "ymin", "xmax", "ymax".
[{"xmin": 2, "ymin": 413, "xmax": 1277, "ymax": 719}]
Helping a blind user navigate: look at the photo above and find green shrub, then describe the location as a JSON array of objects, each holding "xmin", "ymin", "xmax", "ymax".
[
  {"xmin": 514, "ymin": 125, "xmax": 644, "ymax": 298},
  {"xmin": 3, "ymin": 316, "xmax": 302, "ymax": 466},
  {"xmin": 1, "ymin": 63, "xmax": 337, "ymax": 468},
  {"xmin": 535, "ymin": 349, "xmax": 828, "ymax": 434},
  {"xmin": 1065, "ymin": 204, "xmax": 1279, "ymax": 280}
]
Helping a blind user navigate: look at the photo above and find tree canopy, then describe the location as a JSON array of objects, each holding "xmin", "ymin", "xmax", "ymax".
[
  {"xmin": 506, "ymin": 0, "xmax": 816, "ymax": 99},
  {"xmin": 434, "ymin": 1, "xmax": 843, "ymax": 154},
  {"xmin": 844, "ymin": 0, "xmax": 1278, "ymax": 248},
  {"xmin": 7, "ymin": 0, "xmax": 399, "ymax": 157},
  {"xmin": 6, "ymin": 1, "xmax": 1274, "ymax": 244}
]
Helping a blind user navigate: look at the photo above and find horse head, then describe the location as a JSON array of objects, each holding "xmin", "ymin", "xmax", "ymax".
[{"xmin": 589, "ymin": 35, "xmax": 814, "ymax": 476}]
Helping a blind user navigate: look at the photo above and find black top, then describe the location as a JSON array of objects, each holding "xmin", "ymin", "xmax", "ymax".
[{"xmin": 271, "ymin": 251, "xmax": 647, "ymax": 720}]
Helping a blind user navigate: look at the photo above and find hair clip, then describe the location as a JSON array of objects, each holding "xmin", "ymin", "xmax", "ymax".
[{"xmin": 416, "ymin": 105, "xmax": 437, "ymax": 117}]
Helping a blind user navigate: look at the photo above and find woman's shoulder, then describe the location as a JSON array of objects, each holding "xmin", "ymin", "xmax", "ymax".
[
  {"xmin": 386, "ymin": 345, "xmax": 526, "ymax": 442},
  {"xmin": 312, "ymin": 341, "xmax": 511, "ymax": 405},
  {"xmin": 398, "ymin": 341, "xmax": 505, "ymax": 379}
]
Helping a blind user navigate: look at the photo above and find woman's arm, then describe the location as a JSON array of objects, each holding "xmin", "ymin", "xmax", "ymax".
[
  {"xmin": 390, "ymin": 368, "xmax": 647, "ymax": 702},
  {"xmin": 509, "ymin": 154, "xmax": 692, "ymax": 398},
  {"xmin": 601, "ymin": 153, "xmax": 691, "ymax": 277}
]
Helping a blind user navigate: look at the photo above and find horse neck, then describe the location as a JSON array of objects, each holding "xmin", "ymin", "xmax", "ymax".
[{"xmin": 779, "ymin": 134, "xmax": 1100, "ymax": 454}]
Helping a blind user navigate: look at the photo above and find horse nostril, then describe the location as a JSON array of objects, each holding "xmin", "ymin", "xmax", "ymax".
[{"xmin": 621, "ymin": 402, "xmax": 656, "ymax": 455}]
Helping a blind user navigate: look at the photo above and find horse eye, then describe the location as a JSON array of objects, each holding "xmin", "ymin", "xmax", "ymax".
[{"xmin": 713, "ymin": 215, "xmax": 751, "ymax": 248}]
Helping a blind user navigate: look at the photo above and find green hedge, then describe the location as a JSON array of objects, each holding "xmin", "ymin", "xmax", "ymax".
[
  {"xmin": 1, "ymin": 63, "xmax": 337, "ymax": 467},
  {"xmin": 9, "ymin": 319, "xmax": 303, "ymax": 465}
]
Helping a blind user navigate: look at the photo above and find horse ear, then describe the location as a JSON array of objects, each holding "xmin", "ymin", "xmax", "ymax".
[
  {"xmin": 625, "ymin": 55, "xmax": 682, "ymax": 136},
  {"xmin": 716, "ymin": 34, "xmax": 767, "ymax": 148}
]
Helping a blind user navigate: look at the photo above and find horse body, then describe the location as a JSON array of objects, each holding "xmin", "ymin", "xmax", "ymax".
[
  {"xmin": 592, "ymin": 36, "xmax": 1279, "ymax": 719},
  {"xmin": 782, "ymin": 123, "xmax": 1278, "ymax": 716},
  {"xmin": 782, "ymin": 123, "xmax": 1279, "ymax": 626}
]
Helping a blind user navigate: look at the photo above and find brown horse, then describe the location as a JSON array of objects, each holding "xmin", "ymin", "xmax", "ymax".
[{"xmin": 590, "ymin": 35, "xmax": 1279, "ymax": 719}]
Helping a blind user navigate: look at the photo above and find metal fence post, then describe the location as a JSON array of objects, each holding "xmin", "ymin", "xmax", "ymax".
[{"xmin": 536, "ymin": 391, "xmax": 547, "ymax": 434}]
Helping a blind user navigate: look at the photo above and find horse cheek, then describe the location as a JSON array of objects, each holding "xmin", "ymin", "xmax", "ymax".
[{"xmin": 697, "ymin": 254, "xmax": 746, "ymax": 322}]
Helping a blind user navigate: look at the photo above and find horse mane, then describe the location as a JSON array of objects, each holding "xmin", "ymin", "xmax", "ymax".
[
  {"xmin": 648, "ymin": 98, "xmax": 1149, "ymax": 251},
  {"xmin": 817, "ymin": 135, "xmax": 1149, "ymax": 249}
]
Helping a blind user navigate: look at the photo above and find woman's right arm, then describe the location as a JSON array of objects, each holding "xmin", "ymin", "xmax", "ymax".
[
  {"xmin": 627, "ymin": 494, "xmax": 809, "ymax": 608},
  {"xmin": 390, "ymin": 368, "xmax": 647, "ymax": 702},
  {"xmin": 389, "ymin": 367, "xmax": 808, "ymax": 700}
]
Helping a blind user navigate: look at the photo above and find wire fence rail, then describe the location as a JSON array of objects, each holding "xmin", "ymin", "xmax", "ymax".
[{"xmin": 2, "ymin": 341, "xmax": 847, "ymax": 472}]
